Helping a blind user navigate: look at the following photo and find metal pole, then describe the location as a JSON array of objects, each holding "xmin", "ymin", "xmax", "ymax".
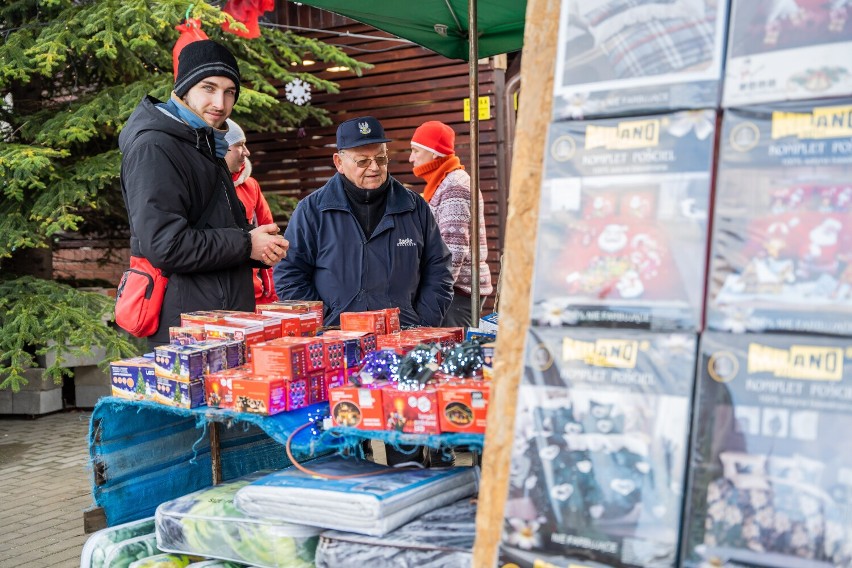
[{"xmin": 469, "ymin": 0, "xmax": 481, "ymax": 325}]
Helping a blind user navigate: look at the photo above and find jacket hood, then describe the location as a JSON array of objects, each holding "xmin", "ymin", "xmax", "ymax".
[
  {"xmin": 232, "ymin": 158, "xmax": 252, "ymax": 186},
  {"xmin": 119, "ymin": 95, "xmax": 215, "ymax": 156}
]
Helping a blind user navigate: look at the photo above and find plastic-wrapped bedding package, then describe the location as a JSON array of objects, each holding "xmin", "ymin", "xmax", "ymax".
[
  {"xmin": 551, "ymin": 0, "xmax": 727, "ymax": 118},
  {"xmin": 530, "ymin": 111, "xmax": 715, "ymax": 333},
  {"xmin": 723, "ymin": 0, "xmax": 852, "ymax": 106},
  {"xmin": 705, "ymin": 98, "xmax": 852, "ymax": 337},
  {"xmin": 128, "ymin": 554, "xmax": 199, "ymax": 568},
  {"xmin": 155, "ymin": 473, "xmax": 322, "ymax": 568},
  {"xmin": 80, "ymin": 516, "xmax": 160, "ymax": 568},
  {"xmin": 234, "ymin": 455, "xmax": 479, "ymax": 536},
  {"xmin": 315, "ymin": 498, "xmax": 476, "ymax": 568},
  {"xmin": 681, "ymin": 332, "xmax": 852, "ymax": 567},
  {"xmin": 498, "ymin": 327, "xmax": 697, "ymax": 568}
]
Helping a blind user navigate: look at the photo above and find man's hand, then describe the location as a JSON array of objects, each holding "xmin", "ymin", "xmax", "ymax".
[{"xmin": 250, "ymin": 223, "xmax": 289, "ymax": 265}]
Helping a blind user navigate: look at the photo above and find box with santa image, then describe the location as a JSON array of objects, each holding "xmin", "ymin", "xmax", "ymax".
[
  {"xmin": 705, "ymin": 98, "xmax": 852, "ymax": 336},
  {"xmin": 681, "ymin": 331, "xmax": 852, "ymax": 568},
  {"xmin": 723, "ymin": 0, "xmax": 852, "ymax": 107},
  {"xmin": 498, "ymin": 326, "xmax": 697, "ymax": 568},
  {"xmin": 530, "ymin": 111, "xmax": 716, "ymax": 331},
  {"xmin": 552, "ymin": 0, "xmax": 728, "ymax": 120}
]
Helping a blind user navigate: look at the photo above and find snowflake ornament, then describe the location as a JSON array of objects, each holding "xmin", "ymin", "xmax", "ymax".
[{"xmin": 285, "ymin": 78, "xmax": 311, "ymax": 105}]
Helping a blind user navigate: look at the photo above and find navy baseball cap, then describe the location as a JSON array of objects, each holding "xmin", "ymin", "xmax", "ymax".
[{"xmin": 336, "ymin": 116, "xmax": 391, "ymax": 149}]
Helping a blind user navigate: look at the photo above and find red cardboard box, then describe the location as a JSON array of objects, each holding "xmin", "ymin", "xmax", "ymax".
[
  {"xmin": 204, "ymin": 366, "xmax": 253, "ymax": 410},
  {"xmin": 232, "ymin": 375, "xmax": 309, "ymax": 415},
  {"xmin": 340, "ymin": 311, "xmax": 387, "ymax": 336},
  {"xmin": 271, "ymin": 336, "xmax": 324, "ymax": 372},
  {"xmin": 381, "ymin": 307, "xmax": 401, "ymax": 334},
  {"xmin": 169, "ymin": 326, "xmax": 206, "ymax": 345},
  {"xmin": 307, "ymin": 370, "xmax": 326, "ymax": 404},
  {"xmin": 409, "ymin": 328, "xmax": 456, "ymax": 349},
  {"xmin": 376, "ymin": 334, "xmax": 420, "ymax": 356},
  {"xmin": 251, "ymin": 342, "xmax": 307, "ymax": 379},
  {"xmin": 437, "ymin": 380, "xmax": 490, "ymax": 434},
  {"xmin": 256, "ymin": 306, "xmax": 309, "ymax": 337},
  {"xmin": 268, "ymin": 312, "xmax": 303, "ymax": 337},
  {"xmin": 269, "ymin": 300, "xmax": 324, "ymax": 327},
  {"xmin": 261, "ymin": 302, "xmax": 324, "ymax": 335},
  {"xmin": 324, "ymin": 368, "xmax": 346, "ymax": 400},
  {"xmin": 299, "ymin": 312, "xmax": 321, "ymax": 337},
  {"xmin": 320, "ymin": 337, "xmax": 345, "ymax": 370},
  {"xmin": 329, "ymin": 384, "xmax": 384, "ymax": 430},
  {"xmin": 180, "ymin": 311, "xmax": 226, "ymax": 327},
  {"xmin": 442, "ymin": 327, "xmax": 464, "ymax": 344},
  {"xmin": 382, "ymin": 385, "xmax": 441, "ymax": 435},
  {"xmin": 323, "ymin": 330, "xmax": 377, "ymax": 363},
  {"xmin": 204, "ymin": 321, "xmax": 264, "ymax": 362},
  {"xmin": 221, "ymin": 311, "xmax": 283, "ymax": 342}
]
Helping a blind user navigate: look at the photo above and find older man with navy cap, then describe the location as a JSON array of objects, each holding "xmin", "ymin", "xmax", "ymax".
[{"xmin": 275, "ymin": 116, "xmax": 453, "ymax": 327}]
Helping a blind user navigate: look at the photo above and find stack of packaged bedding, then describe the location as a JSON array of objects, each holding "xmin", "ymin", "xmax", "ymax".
[
  {"xmin": 315, "ymin": 498, "xmax": 477, "ymax": 567},
  {"xmin": 154, "ymin": 473, "xmax": 322, "ymax": 568},
  {"xmin": 81, "ymin": 517, "xmax": 161, "ymax": 568},
  {"xmin": 233, "ymin": 455, "xmax": 478, "ymax": 536}
]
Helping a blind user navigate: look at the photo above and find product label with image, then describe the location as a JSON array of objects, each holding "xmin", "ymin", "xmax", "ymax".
[
  {"xmin": 706, "ymin": 99, "xmax": 852, "ymax": 336},
  {"xmin": 552, "ymin": 0, "xmax": 727, "ymax": 120},
  {"xmin": 498, "ymin": 327, "xmax": 696, "ymax": 568},
  {"xmin": 723, "ymin": 0, "xmax": 852, "ymax": 107},
  {"xmin": 682, "ymin": 331, "xmax": 852, "ymax": 568},
  {"xmin": 531, "ymin": 112, "xmax": 715, "ymax": 332}
]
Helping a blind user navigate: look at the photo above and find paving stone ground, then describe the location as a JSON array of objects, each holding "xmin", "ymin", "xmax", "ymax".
[{"xmin": 0, "ymin": 410, "xmax": 93, "ymax": 568}]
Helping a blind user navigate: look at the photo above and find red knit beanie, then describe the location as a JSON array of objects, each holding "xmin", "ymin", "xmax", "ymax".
[{"xmin": 411, "ymin": 121, "xmax": 455, "ymax": 157}]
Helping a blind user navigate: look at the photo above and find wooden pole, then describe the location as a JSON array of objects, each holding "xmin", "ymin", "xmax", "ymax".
[
  {"xmin": 210, "ymin": 421, "xmax": 222, "ymax": 485},
  {"xmin": 469, "ymin": 0, "xmax": 481, "ymax": 324},
  {"xmin": 471, "ymin": 0, "xmax": 560, "ymax": 564}
]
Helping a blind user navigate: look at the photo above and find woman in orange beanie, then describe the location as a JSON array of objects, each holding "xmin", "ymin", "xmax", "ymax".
[{"xmin": 409, "ymin": 121, "xmax": 493, "ymax": 326}]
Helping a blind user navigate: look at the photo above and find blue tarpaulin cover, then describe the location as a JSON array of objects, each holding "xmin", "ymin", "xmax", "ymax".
[
  {"xmin": 88, "ymin": 398, "xmax": 485, "ymax": 526},
  {"xmin": 88, "ymin": 398, "xmax": 334, "ymax": 526}
]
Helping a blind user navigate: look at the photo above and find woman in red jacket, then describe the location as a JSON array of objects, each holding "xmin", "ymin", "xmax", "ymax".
[{"xmin": 224, "ymin": 118, "xmax": 279, "ymax": 304}]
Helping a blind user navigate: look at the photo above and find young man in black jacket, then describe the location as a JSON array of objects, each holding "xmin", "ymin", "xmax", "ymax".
[{"xmin": 119, "ymin": 40, "xmax": 288, "ymax": 347}]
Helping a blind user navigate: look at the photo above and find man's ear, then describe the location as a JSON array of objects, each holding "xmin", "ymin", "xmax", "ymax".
[{"xmin": 332, "ymin": 152, "xmax": 344, "ymax": 172}]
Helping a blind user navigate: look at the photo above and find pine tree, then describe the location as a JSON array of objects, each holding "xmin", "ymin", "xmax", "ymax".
[{"xmin": 0, "ymin": 1, "xmax": 367, "ymax": 391}]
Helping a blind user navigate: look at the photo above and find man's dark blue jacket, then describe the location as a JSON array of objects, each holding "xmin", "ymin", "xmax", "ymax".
[{"xmin": 274, "ymin": 173, "xmax": 454, "ymax": 327}]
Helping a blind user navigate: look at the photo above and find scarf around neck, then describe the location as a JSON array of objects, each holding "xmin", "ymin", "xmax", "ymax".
[
  {"xmin": 413, "ymin": 155, "xmax": 463, "ymax": 203},
  {"xmin": 159, "ymin": 92, "xmax": 229, "ymax": 158}
]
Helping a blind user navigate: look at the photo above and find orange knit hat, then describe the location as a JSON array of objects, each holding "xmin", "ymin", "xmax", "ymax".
[{"xmin": 411, "ymin": 121, "xmax": 455, "ymax": 157}]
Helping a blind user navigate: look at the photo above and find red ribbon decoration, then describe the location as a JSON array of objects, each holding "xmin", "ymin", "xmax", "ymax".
[
  {"xmin": 221, "ymin": 0, "xmax": 274, "ymax": 39},
  {"xmin": 173, "ymin": 17, "xmax": 209, "ymax": 79}
]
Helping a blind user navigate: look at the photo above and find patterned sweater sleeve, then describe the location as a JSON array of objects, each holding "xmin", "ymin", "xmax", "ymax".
[{"xmin": 429, "ymin": 170, "xmax": 472, "ymax": 285}]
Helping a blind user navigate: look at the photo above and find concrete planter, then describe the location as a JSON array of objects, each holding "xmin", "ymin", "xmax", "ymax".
[
  {"xmin": 36, "ymin": 341, "xmax": 107, "ymax": 369},
  {"xmin": 0, "ymin": 368, "xmax": 64, "ymax": 415},
  {"xmin": 73, "ymin": 365, "xmax": 110, "ymax": 408}
]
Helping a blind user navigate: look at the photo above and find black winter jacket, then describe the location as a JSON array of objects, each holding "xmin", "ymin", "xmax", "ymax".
[{"xmin": 119, "ymin": 96, "xmax": 256, "ymax": 345}]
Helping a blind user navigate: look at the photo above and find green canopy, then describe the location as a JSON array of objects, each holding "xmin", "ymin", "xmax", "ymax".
[{"xmin": 292, "ymin": 0, "xmax": 526, "ymax": 60}]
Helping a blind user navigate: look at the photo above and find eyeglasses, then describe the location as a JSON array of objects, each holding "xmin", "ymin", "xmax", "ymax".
[{"xmin": 339, "ymin": 152, "xmax": 389, "ymax": 168}]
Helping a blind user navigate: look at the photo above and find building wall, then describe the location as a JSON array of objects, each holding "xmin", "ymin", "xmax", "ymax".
[{"xmin": 53, "ymin": 246, "xmax": 129, "ymax": 287}]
